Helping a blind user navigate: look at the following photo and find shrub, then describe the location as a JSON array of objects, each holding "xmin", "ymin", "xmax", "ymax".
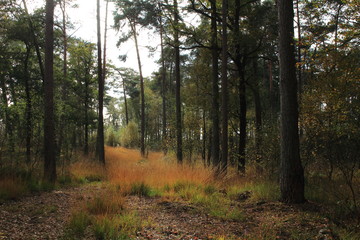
[
  {"xmin": 119, "ymin": 121, "xmax": 139, "ymax": 148},
  {"xmin": 86, "ymin": 194, "xmax": 125, "ymax": 215},
  {"xmin": 129, "ymin": 182, "xmax": 152, "ymax": 197},
  {"xmin": 65, "ymin": 211, "xmax": 91, "ymax": 238}
]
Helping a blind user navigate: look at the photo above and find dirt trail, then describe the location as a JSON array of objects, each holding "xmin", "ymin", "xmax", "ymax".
[
  {"xmin": 126, "ymin": 196, "xmax": 247, "ymax": 239},
  {"xmin": 0, "ymin": 184, "xmax": 330, "ymax": 240},
  {"xmin": 0, "ymin": 185, "xmax": 104, "ymax": 240}
]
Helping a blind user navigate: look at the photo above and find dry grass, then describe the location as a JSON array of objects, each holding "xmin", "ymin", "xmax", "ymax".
[
  {"xmin": 105, "ymin": 146, "xmax": 213, "ymax": 191},
  {"xmin": 69, "ymin": 157, "xmax": 107, "ymax": 183},
  {"xmin": 0, "ymin": 178, "xmax": 27, "ymax": 200}
]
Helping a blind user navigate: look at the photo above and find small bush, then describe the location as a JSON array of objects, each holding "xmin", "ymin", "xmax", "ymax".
[
  {"xmin": 129, "ymin": 182, "xmax": 152, "ymax": 197},
  {"xmin": 0, "ymin": 178, "xmax": 27, "ymax": 201},
  {"xmin": 93, "ymin": 217, "xmax": 127, "ymax": 240},
  {"xmin": 93, "ymin": 213, "xmax": 145, "ymax": 240},
  {"xmin": 119, "ymin": 121, "xmax": 139, "ymax": 148},
  {"xmin": 204, "ymin": 185, "xmax": 217, "ymax": 195},
  {"xmin": 87, "ymin": 194, "xmax": 125, "ymax": 215},
  {"xmin": 65, "ymin": 211, "xmax": 91, "ymax": 238}
]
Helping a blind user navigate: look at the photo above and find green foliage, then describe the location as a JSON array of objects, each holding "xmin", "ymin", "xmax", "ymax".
[
  {"xmin": 93, "ymin": 213, "xmax": 144, "ymax": 240},
  {"xmin": 119, "ymin": 121, "xmax": 139, "ymax": 148},
  {"xmin": 64, "ymin": 211, "xmax": 91, "ymax": 239},
  {"xmin": 129, "ymin": 182, "xmax": 152, "ymax": 197},
  {"xmin": 86, "ymin": 196, "xmax": 124, "ymax": 215}
]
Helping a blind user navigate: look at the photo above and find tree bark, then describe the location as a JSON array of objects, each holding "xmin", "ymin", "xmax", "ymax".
[
  {"xmin": 220, "ymin": 0, "xmax": 229, "ymax": 174},
  {"xmin": 122, "ymin": 77, "xmax": 129, "ymax": 125},
  {"xmin": 96, "ymin": 0, "xmax": 105, "ymax": 164},
  {"xmin": 24, "ymin": 46, "xmax": 32, "ymax": 165},
  {"xmin": 130, "ymin": 22, "xmax": 146, "ymax": 157},
  {"xmin": 278, "ymin": 0, "xmax": 305, "ymax": 203},
  {"xmin": 174, "ymin": 0, "xmax": 183, "ymax": 164},
  {"xmin": 210, "ymin": 0, "xmax": 220, "ymax": 171},
  {"xmin": 22, "ymin": 0, "xmax": 44, "ymax": 81},
  {"xmin": 234, "ymin": 0, "xmax": 246, "ymax": 174},
  {"xmin": 160, "ymin": 12, "xmax": 167, "ymax": 154},
  {"xmin": 43, "ymin": 0, "xmax": 56, "ymax": 184}
]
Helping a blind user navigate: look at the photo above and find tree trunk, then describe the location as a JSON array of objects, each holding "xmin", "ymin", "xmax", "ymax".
[
  {"xmin": 96, "ymin": 0, "xmax": 105, "ymax": 164},
  {"xmin": 103, "ymin": 0, "xmax": 109, "ymax": 84},
  {"xmin": 220, "ymin": 0, "xmax": 229, "ymax": 174},
  {"xmin": 84, "ymin": 70, "xmax": 89, "ymax": 155},
  {"xmin": 202, "ymin": 109, "xmax": 206, "ymax": 163},
  {"xmin": 278, "ymin": 0, "xmax": 305, "ymax": 203},
  {"xmin": 160, "ymin": 13, "xmax": 167, "ymax": 154},
  {"xmin": 24, "ymin": 46, "xmax": 32, "ymax": 165},
  {"xmin": 130, "ymin": 22, "xmax": 146, "ymax": 157},
  {"xmin": 58, "ymin": 0, "xmax": 68, "ymax": 167},
  {"xmin": 43, "ymin": 0, "xmax": 56, "ymax": 184},
  {"xmin": 174, "ymin": 0, "xmax": 183, "ymax": 164},
  {"xmin": 22, "ymin": 0, "xmax": 44, "ymax": 80},
  {"xmin": 234, "ymin": 0, "xmax": 246, "ymax": 174},
  {"xmin": 122, "ymin": 77, "xmax": 129, "ymax": 125},
  {"xmin": 210, "ymin": 0, "xmax": 220, "ymax": 171}
]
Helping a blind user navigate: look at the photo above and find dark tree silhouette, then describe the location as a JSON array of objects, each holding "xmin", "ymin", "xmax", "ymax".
[{"xmin": 278, "ymin": 0, "xmax": 305, "ymax": 203}]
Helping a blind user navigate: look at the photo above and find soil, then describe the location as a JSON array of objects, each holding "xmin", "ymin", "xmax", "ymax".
[{"xmin": 0, "ymin": 184, "xmax": 336, "ymax": 240}]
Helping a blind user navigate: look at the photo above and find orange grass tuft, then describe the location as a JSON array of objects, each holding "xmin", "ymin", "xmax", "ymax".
[
  {"xmin": 69, "ymin": 157, "xmax": 107, "ymax": 181},
  {"xmin": 105, "ymin": 146, "xmax": 213, "ymax": 189}
]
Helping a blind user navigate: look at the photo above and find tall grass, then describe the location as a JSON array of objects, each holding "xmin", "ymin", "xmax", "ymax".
[{"xmin": 105, "ymin": 147, "xmax": 213, "ymax": 190}]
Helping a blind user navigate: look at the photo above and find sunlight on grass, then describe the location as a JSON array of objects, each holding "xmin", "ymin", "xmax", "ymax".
[
  {"xmin": 69, "ymin": 158, "xmax": 107, "ymax": 183},
  {"xmin": 105, "ymin": 146, "xmax": 213, "ymax": 189}
]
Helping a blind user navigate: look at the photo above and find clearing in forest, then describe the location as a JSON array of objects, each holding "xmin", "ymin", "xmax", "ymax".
[{"xmin": 0, "ymin": 147, "xmax": 355, "ymax": 239}]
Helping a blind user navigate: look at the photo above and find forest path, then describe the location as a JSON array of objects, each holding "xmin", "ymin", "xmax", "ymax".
[
  {"xmin": 0, "ymin": 184, "xmax": 104, "ymax": 240},
  {"xmin": 126, "ymin": 195, "xmax": 331, "ymax": 240},
  {"xmin": 0, "ymin": 183, "xmax": 332, "ymax": 240}
]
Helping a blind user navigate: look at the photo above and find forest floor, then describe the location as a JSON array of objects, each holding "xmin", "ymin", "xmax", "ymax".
[
  {"xmin": 0, "ymin": 181, "xmax": 337, "ymax": 240},
  {"xmin": 0, "ymin": 147, "xmax": 349, "ymax": 239}
]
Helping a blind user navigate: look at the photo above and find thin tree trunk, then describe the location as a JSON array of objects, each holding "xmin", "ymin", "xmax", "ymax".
[
  {"xmin": 278, "ymin": 0, "xmax": 305, "ymax": 203},
  {"xmin": 238, "ymin": 68, "xmax": 247, "ymax": 174},
  {"xmin": 221, "ymin": 0, "xmax": 229, "ymax": 174},
  {"xmin": 210, "ymin": 0, "xmax": 220, "ymax": 171},
  {"xmin": 160, "ymin": 13, "xmax": 167, "ymax": 154},
  {"xmin": 202, "ymin": 109, "xmax": 206, "ymax": 163},
  {"xmin": 251, "ymin": 60, "xmax": 262, "ymax": 162},
  {"xmin": 24, "ymin": 46, "xmax": 32, "ymax": 165},
  {"xmin": 174, "ymin": 0, "xmax": 183, "ymax": 164},
  {"xmin": 103, "ymin": 0, "xmax": 109, "ymax": 83},
  {"xmin": 43, "ymin": 0, "xmax": 56, "ymax": 184},
  {"xmin": 22, "ymin": 0, "xmax": 44, "ymax": 80},
  {"xmin": 84, "ymin": 70, "xmax": 89, "ymax": 155},
  {"xmin": 130, "ymin": 22, "xmax": 146, "ymax": 157},
  {"xmin": 122, "ymin": 77, "xmax": 129, "ymax": 125},
  {"xmin": 96, "ymin": 0, "xmax": 105, "ymax": 164}
]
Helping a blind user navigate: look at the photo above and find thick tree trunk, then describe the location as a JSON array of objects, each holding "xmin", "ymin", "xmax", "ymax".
[
  {"xmin": 130, "ymin": 22, "xmax": 146, "ymax": 157},
  {"xmin": 58, "ymin": 0, "xmax": 68, "ymax": 166},
  {"xmin": 43, "ymin": 0, "xmax": 56, "ymax": 184},
  {"xmin": 220, "ymin": 0, "xmax": 229, "ymax": 174},
  {"xmin": 96, "ymin": 0, "xmax": 105, "ymax": 164},
  {"xmin": 278, "ymin": 0, "xmax": 305, "ymax": 203},
  {"xmin": 210, "ymin": 0, "xmax": 220, "ymax": 171},
  {"xmin": 174, "ymin": 0, "xmax": 183, "ymax": 164}
]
